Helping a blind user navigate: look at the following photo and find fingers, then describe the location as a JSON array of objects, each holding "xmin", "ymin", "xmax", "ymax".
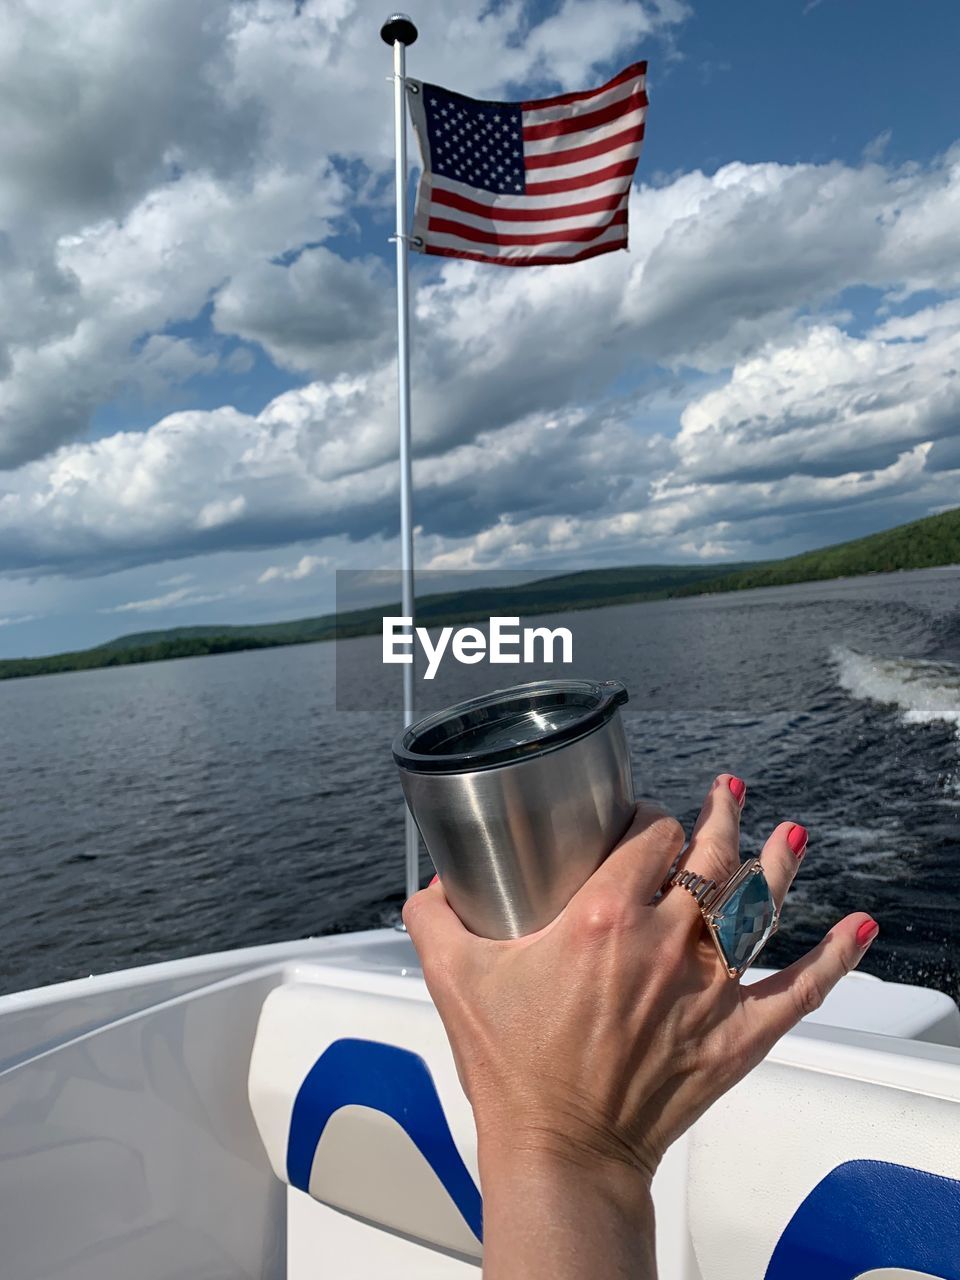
[
  {"xmin": 758, "ymin": 821, "xmax": 808, "ymax": 915},
  {"xmin": 584, "ymin": 800, "xmax": 686, "ymax": 905},
  {"xmin": 661, "ymin": 774, "xmax": 745, "ymax": 923},
  {"xmin": 739, "ymin": 913, "xmax": 880, "ymax": 1048}
]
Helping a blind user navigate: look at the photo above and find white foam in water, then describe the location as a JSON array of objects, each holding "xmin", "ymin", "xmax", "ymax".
[{"xmin": 832, "ymin": 645, "xmax": 960, "ymax": 738}]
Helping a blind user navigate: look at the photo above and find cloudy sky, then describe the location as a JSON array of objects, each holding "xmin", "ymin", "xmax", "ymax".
[{"xmin": 1, "ymin": 0, "xmax": 958, "ymax": 657}]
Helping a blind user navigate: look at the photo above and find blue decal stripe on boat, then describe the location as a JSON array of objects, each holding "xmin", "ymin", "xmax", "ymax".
[
  {"xmin": 765, "ymin": 1158, "xmax": 960, "ymax": 1280},
  {"xmin": 286, "ymin": 1037, "xmax": 483, "ymax": 1241}
]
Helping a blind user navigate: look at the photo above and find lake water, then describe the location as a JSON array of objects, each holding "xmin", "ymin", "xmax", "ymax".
[{"xmin": 1, "ymin": 567, "xmax": 958, "ymax": 998}]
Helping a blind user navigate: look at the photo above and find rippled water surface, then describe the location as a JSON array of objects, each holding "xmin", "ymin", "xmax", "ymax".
[{"xmin": 1, "ymin": 568, "xmax": 958, "ymax": 996}]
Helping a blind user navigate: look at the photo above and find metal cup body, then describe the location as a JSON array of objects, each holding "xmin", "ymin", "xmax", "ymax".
[{"xmin": 398, "ymin": 712, "xmax": 636, "ymax": 939}]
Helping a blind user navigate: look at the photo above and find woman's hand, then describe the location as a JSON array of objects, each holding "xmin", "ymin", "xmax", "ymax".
[{"xmin": 402, "ymin": 774, "xmax": 878, "ymax": 1279}]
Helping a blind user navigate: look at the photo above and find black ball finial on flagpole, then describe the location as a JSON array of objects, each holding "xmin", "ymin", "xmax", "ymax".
[{"xmin": 380, "ymin": 12, "xmax": 418, "ymax": 45}]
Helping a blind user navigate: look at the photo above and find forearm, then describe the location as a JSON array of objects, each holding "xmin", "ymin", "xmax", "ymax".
[{"xmin": 478, "ymin": 1140, "xmax": 658, "ymax": 1280}]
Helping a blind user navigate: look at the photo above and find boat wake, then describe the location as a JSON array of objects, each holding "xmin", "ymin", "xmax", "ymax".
[{"xmin": 832, "ymin": 645, "xmax": 960, "ymax": 739}]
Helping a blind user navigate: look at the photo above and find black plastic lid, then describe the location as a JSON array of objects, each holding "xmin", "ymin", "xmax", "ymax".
[{"xmin": 393, "ymin": 678, "xmax": 628, "ymax": 775}]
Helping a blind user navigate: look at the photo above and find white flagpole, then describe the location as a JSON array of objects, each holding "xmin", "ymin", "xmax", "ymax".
[{"xmin": 381, "ymin": 13, "xmax": 420, "ymax": 902}]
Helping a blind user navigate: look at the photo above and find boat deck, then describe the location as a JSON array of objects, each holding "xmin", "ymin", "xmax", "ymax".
[{"xmin": 1, "ymin": 929, "xmax": 958, "ymax": 1278}]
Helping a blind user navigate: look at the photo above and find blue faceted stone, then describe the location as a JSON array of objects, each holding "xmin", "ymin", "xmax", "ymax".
[{"xmin": 714, "ymin": 868, "xmax": 776, "ymax": 971}]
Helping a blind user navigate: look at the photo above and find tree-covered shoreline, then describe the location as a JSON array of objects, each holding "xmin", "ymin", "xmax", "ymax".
[{"xmin": 2, "ymin": 507, "xmax": 957, "ymax": 683}]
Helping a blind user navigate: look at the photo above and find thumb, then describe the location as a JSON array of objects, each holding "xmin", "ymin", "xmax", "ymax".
[{"xmin": 402, "ymin": 875, "xmax": 470, "ymax": 970}]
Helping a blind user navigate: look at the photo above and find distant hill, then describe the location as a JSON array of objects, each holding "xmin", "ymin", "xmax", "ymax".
[
  {"xmin": 673, "ymin": 506, "xmax": 960, "ymax": 595},
  {"xmin": 1, "ymin": 507, "xmax": 957, "ymax": 682},
  {"xmin": 99, "ymin": 562, "xmax": 747, "ymax": 654}
]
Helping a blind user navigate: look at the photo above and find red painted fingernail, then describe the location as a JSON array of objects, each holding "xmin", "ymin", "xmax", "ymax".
[
  {"xmin": 728, "ymin": 776, "xmax": 746, "ymax": 807},
  {"xmin": 429, "ymin": 873, "xmax": 439, "ymax": 886},
  {"xmin": 856, "ymin": 919, "xmax": 879, "ymax": 947},
  {"xmin": 787, "ymin": 824, "xmax": 808, "ymax": 859}
]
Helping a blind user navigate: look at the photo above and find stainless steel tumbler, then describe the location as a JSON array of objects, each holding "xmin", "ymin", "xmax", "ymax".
[{"xmin": 393, "ymin": 678, "xmax": 636, "ymax": 939}]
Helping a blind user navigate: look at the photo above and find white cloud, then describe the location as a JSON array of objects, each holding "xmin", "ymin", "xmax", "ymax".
[
  {"xmin": 863, "ymin": 128, "xmax": 892, "ymax": 163},
  {"xmin": 0, "ymin": 614, "xmax": 37, "ymax": 628},
  {"xmin": 0, "ymin": 146, "xmax": 958, "ymax": 581},
  {"xmin": 190, "ymin": 147, "xmax": 960, "ymax": 503},
  {"xmin": 101, "ymin": 585, "xmax": 231, "ymax": 614},
  {"xmin": 0, "ymin": 0, "xmax": 958, "ymax": 616},
  {"xmin": 678, "ymin": 539, "xmax": 736, "ymax": 559},
  {"xmin": 0, "ymin": 163, "xmax": 345, "ymax": 467},
  {"xmin": 422, "ymin": 441, "xmax": 943, "ymax": 570},
  {"xmin": 259, "ymin": 554, "xmax": 328, "ymax": 584},
  {"xmin": 196, "ymin": 494, "xmax": 247, "ymax": 530},
  {"xmin": 0, "ymin": 0, "xmax": 684, "ymax": 468},
  {"xmin": 213, "ymin": 247, "xmax": 392, "ymax": 376},
  {"xmin": 675, "ymin": 307, "xmax": 960, "ymax": 483}
]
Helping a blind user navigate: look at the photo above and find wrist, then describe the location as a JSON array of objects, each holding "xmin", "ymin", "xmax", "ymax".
[
  {"xmin": 476, "ymin": 1106, "xmax": 659, "ymax": 1193},
  {"xmin": 477, "ymin": 1131, "xmax": 657, "ymax": 1279},
  {"xmin": 477, "ymin": 1121, "xmax": 655, "ymax": 1209}
]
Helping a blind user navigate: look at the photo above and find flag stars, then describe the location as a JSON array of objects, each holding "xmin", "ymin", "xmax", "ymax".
[{"xmin": 424, "ymin": 89, "xmax": 524, "ymax": 195}]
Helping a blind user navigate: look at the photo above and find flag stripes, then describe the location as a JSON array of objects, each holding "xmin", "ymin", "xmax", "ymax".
[
  {"xmin": 523, "ymin": 122, "xmax": 645, "ymax": 169},
  {"xmin": 428, "ymin": 207, "xmax": 628, "ymax": 247},
  {"xmin": 423, "ymin": 223, "xmax": 628, "ymax": 266},
  {"xmin": 522, "ymin": 90, "xmax": 649, "ymax": 142},
  {"xmin": 520, "ymin": 60, "xmax": 646, "ymax": 112},
  {"xmin": 430, "ymin": 187, "xmax": 627, "ymax": 223},
  {"xmin": 524, "ymin": 157, "xmax": 638, "ymax": 196}
]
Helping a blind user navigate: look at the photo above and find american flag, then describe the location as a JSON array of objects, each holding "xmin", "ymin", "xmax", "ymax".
[{"xmin": 407, "ymin": 62, "xmax": 648, "ymax": 267}]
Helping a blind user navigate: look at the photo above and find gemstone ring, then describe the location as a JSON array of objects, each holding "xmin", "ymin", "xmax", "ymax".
[{"xmin": 670, "ymin": 858, "xmax": 780, "ymax": 978}]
